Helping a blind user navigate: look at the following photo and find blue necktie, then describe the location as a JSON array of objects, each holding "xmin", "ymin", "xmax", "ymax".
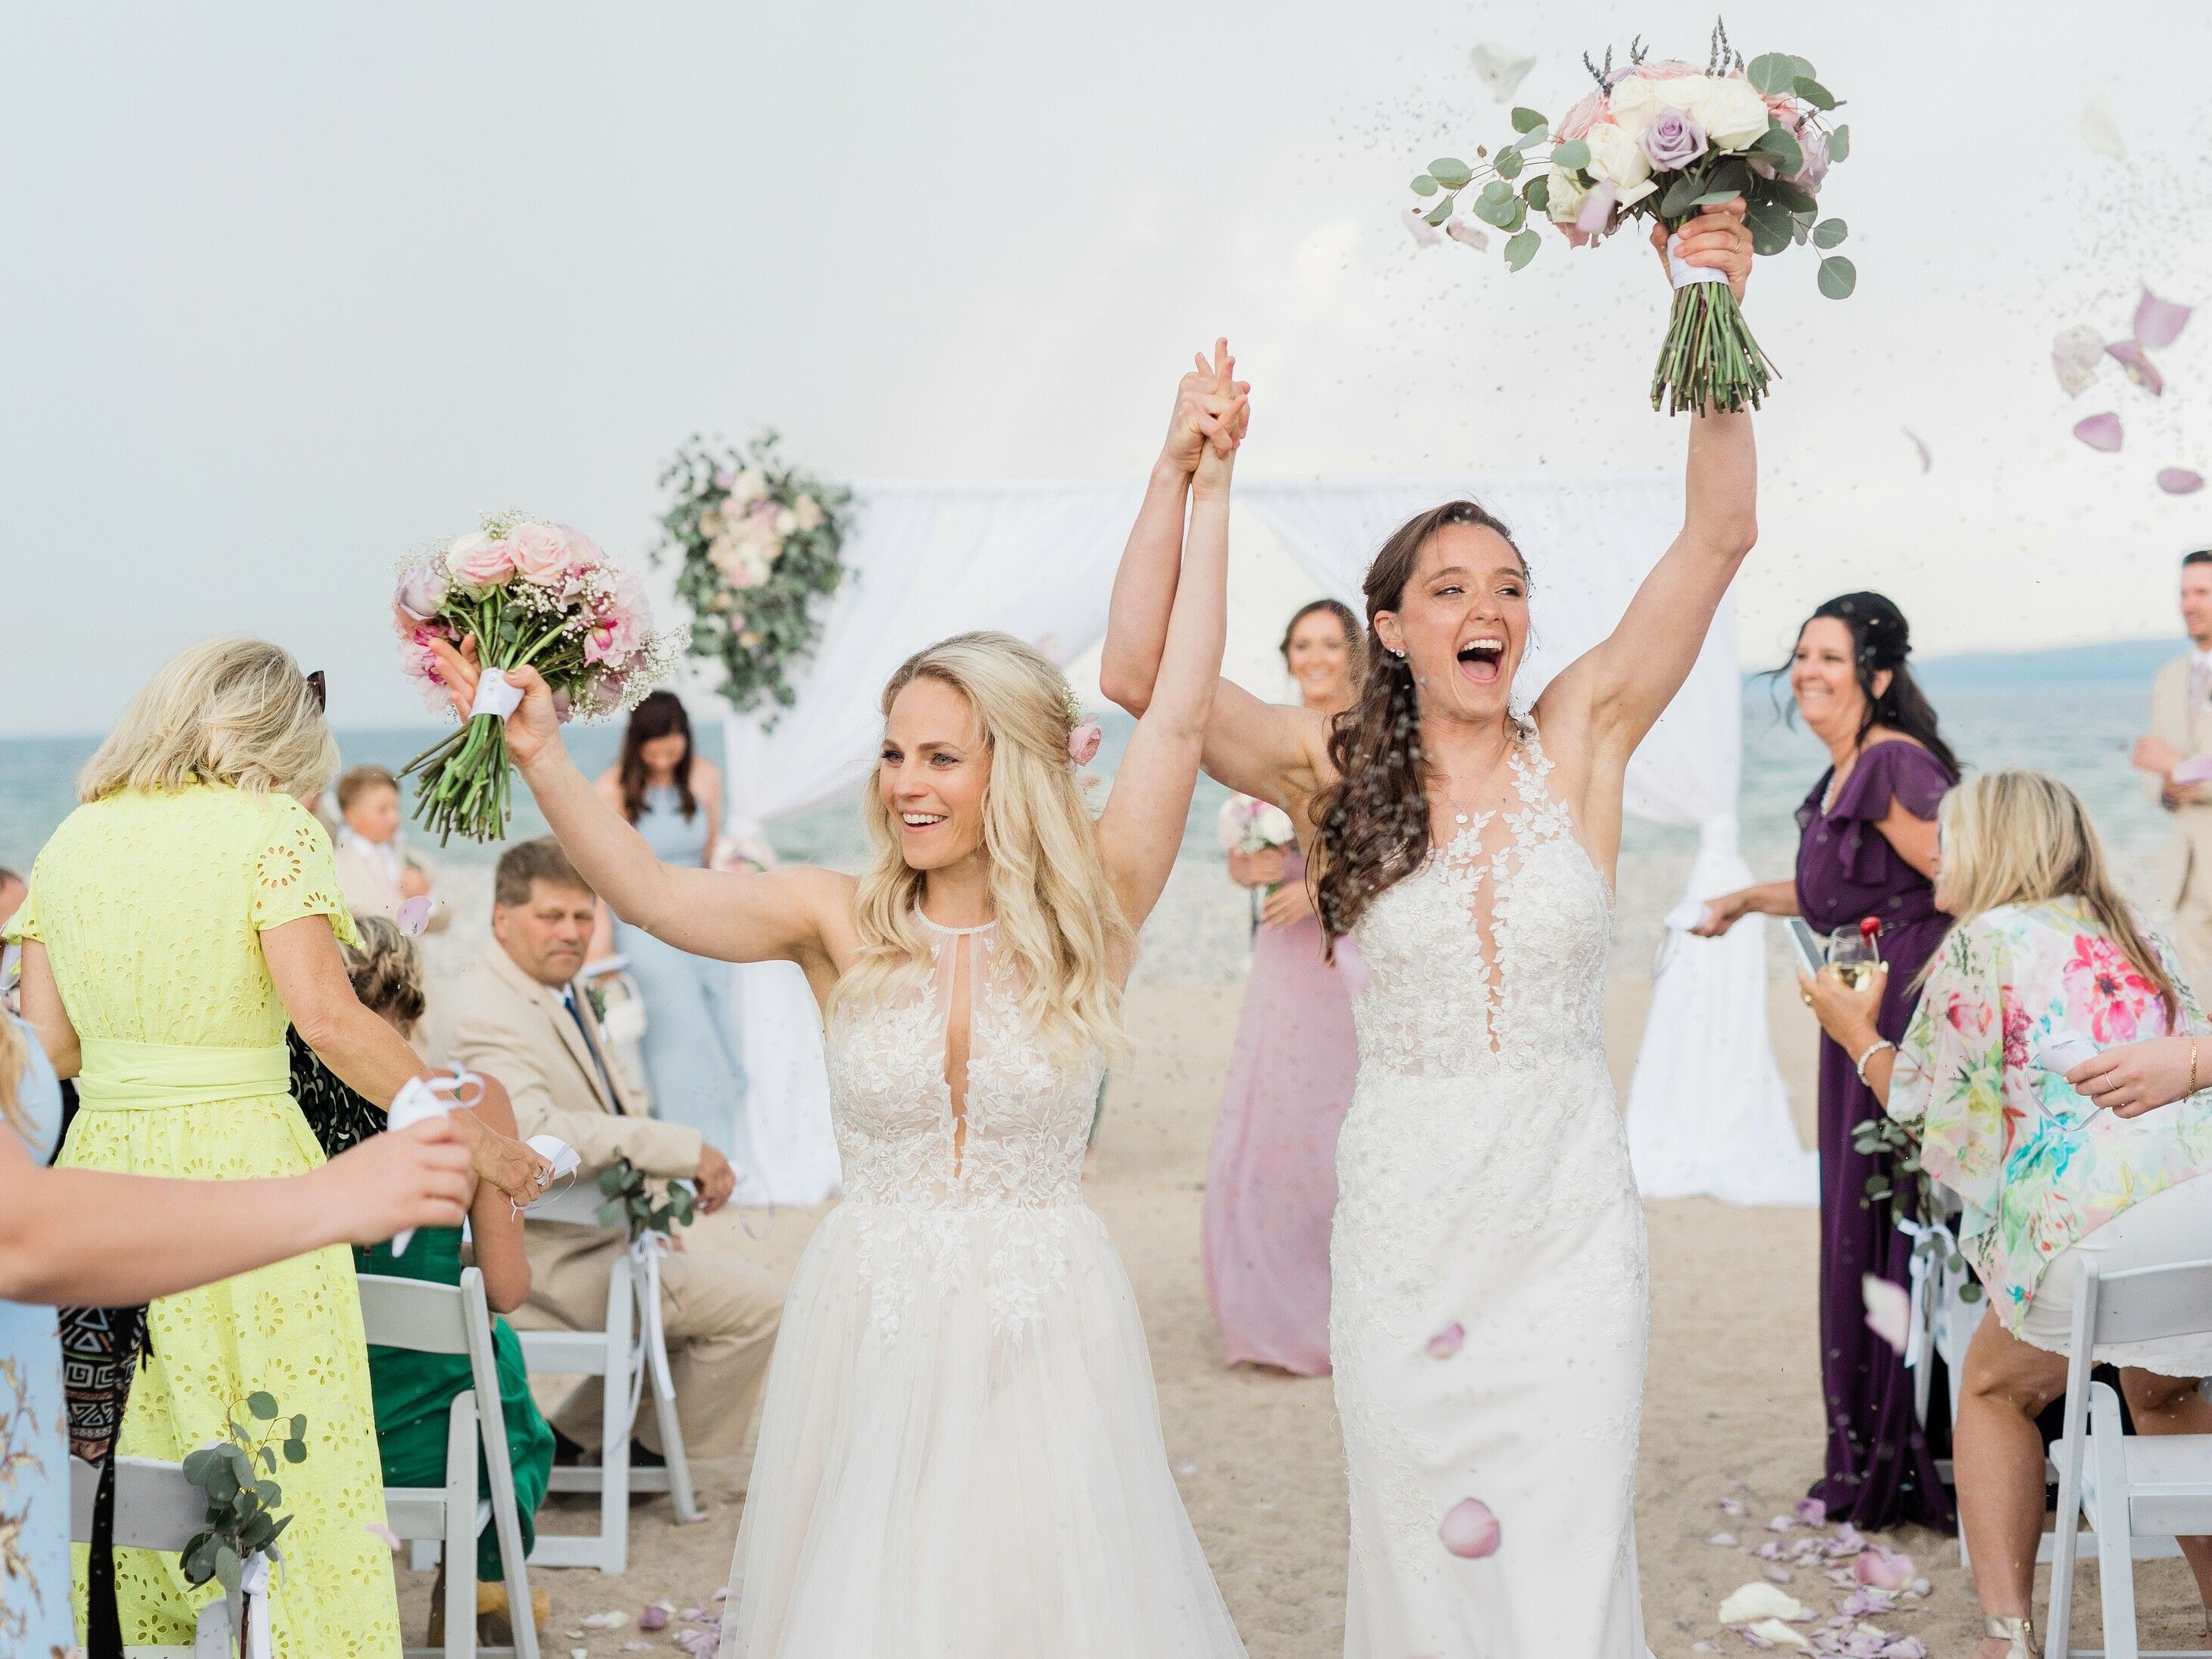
[{"xmin": 560, "ymin": 988, "xmax": 621, "ymax": 1112}]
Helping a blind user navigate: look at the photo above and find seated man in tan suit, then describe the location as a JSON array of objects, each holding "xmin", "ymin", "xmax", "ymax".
[{"xmin": 436, "ymin": 837, "xmax": 781, "ymax": 1502}]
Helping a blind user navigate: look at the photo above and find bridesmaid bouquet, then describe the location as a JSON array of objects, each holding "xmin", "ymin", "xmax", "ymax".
[
  {"xmin": 1406, "ymin": 21, "xmax": 1854, "ymax": 414},
  {"xmin": 394, "ymin": 512, "xmax": 684, "ymax": 844},
  {"xmin": 1219, "ymin": 796, "xmax": 1298, "ymax": 902}
]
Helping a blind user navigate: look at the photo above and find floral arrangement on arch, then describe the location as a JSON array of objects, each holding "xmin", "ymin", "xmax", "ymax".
[{"xmin": 656, "ymin": 433, "xmax": 853, "ymax": 718}]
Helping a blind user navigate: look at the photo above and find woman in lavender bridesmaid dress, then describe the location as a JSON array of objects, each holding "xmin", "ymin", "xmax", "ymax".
[{"xmin": 1203, "ymin": 602, "xmax": 1363, "ymax": 1376}]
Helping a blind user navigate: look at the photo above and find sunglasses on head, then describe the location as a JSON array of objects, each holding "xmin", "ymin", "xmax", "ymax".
[{"xmin": 306, "ymin": 670, "xmax": 327, "ymax": 713}]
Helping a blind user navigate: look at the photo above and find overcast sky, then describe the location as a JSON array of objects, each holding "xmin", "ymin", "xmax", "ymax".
[{"xmin": 4, "ymin": 2, "xmax": 2208, "ymax": 734}]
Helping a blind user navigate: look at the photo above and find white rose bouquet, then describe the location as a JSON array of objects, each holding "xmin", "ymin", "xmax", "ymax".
[
  {"xmin": 1408, "ymin": 23, "xmax": 1853, "ymax": 415},
  {"xmin": 393, "ymin": 512, "xmax": 684, "ymax": 843}
]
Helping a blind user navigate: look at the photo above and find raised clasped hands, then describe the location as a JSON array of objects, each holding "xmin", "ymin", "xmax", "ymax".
[
  {"xmin": 420, "ymin": 633, "xmax": 564, "ymax": 770},
  {"xmin": 1163, "ymin": 337, "xmax": 1250, "ymax": 487},
  {"xmin": 1649, "ymin": 199, "xmax": 1754, "ymax": 303}
]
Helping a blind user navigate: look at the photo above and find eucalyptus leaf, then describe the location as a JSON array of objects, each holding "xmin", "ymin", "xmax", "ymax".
[
  {"xmin": 1549, "ymin": 139, "xmax": 1589, "ymax": 171},
  {"xmin": 1510, "ymin": 105, "xmax": 1547, "ymax": 133},
  {"xmin": 1522, "ymin": 174, "xmax": 1550, "ymax": 211},
  {"xmin": 1478, "ymin": 178, "xmax": 1513, "ymax": 204},
  {"xmin": 216, "ymin": 1545, "xmax": 242, "ymax": 1597},
  {"xmin": 1503, "ymin": 229, "xmax": 1541, "ymax": 271},
  {"xmin": 1745, "ymin": 53, "xmax": 1798, "ymax": 94},
  {"xmin": 285, "ymin": 1438, "xmax": 307, "ymax": 1464},
  {"xmin": 183, "ymin": 1535, "xmax": 217, "ymax": 1585},
  {"xmin": 255, "ymin": 1479, "xmax": 282, "ymax": 1510},
  {"xmin": 1786, "ymin": 55, "xmax": 1817, "ymax": 83},
  {"xmin": 258, "ymin": 1446, "xmax": 276, "ymax": 1473},
  {"xmin": 1428, "ymin": 156, "xmax": 1474, "ymax": 190},
  {"xmin": 1472, "ymin": 192, "xmax": 1519, "ymax": 229},
  {"xmin": 1518, "ymin": 120, "xmax": 1548, "ymax": 147},
  {"xmin": 1751, "ymin": 123, "xmax": 1804, "ymax": 177},
  {"xmin": 1423, "ymin": 196, "xmax": 1453, "ymax": 227},
  {"xmin": 1692, "ymin": 187, "xmax": 1744, "ymax": 207},
  {"xmin": 596, "ymin": 1198, "xmax": 624, "ymax": 1228},
  {"xmin": 1411, "ymin": 175, "xmax": 1440, "ymax": 197},
  {"xmin": 1766, "ymin": 179, "xmax": 1819, "ymax": 214},
  {"xmin": 290, "ymin": 1415, "xmax": 307, "ymax": 1439},
  {"xmin": 1494, "ymin": 146, "xmax": 1523, "ymax": 180},
  {"xmin": 182, "ymin": 1448, "xmax": 217, "ymax": 1485},
  {"xmin": 1827, "ymin": 124, "xmax": 1851, "ymax": 162},
  {"xmin": 1793, "ymin": 76, "xmax": 1836, "ymax": 111},
  {"xmin": 1660, "ymin": 171, "xmax": 1709, "ymax": 220},
  {"xmin": 206, "ymin": 1459, "xmax": 239, "ymax": 1504},
  {"xmin": 1812, "ymin": 218, "xmax": 1848, "ymax": 248},
  {"xmin": 1744, "ymin": 198, "xmax": 1795, "ymax": 256},
  {"xmin": 1791, "ymin": 219, "xmax": 1810, "ymax": 246},
  {"xmin": 1817, "ymin": 255, "xmax": 1857, "ymax": 299},
  {"xmin": 598, "ymin": 1166, "xmax": 626, "ymax": 1196}
]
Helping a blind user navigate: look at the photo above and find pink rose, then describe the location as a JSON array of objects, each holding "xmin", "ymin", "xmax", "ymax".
[
  {"xmin": 1068, "ymin": 717, "xmax": 1103, "ymax": 767},
  {"xmin": 558, "ymin": 524, "xmax": 605, "ymax": 565},
  {"xmin": 584, "ymin": 610, "xmax": 641, "ymax": 666},
  {"xmin": 1555, "ymin": 89, "xmax": 1609, "ymax": 142},
  {"xmin": 508, "ymin": 521, "xmax": 569, "ymax": 584},
  {"xmin": 446, "ymin": 531, "xmax": 516, "ymax": 589}
]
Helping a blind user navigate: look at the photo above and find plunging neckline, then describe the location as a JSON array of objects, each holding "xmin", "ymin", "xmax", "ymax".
[{"xmin": 915, "ymin": 909, "xmax": 996, "ymax": 1175}]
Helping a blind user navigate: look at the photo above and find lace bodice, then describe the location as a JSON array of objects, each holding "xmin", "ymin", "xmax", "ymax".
[
  {"xmin": 1349, "ymin": 723, "xmax": 1613, "ymax": 1080},
  {"xmin": 825, "ymin": 916, "xmax": 1104, "ymax": 1213}
]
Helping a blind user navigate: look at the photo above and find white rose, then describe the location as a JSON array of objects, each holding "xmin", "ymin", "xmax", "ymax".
[
  {"xmin": 444, "ymin": 531, "xmax": 488, "ymax": 575},
  {"xmin": 1545, "ymin": 167, "xmax": 1589, "ymax": 224},
  {"xmin": 1700, "ymin": 76, "xmax": 1773, "ymax": 151},
  {"xmin": 1616, "ymin": 179, "xmax": 1657, "ymax": 208},
  {"xmin": 774, "ymin": 507, "xmax": 798, "ymax": 537},
  {"xmin": 728, "ymin": 468, "xmax": 768, "ymax": 506},
  {"xmin": 1582, "ymin": 121, "xmax": 1651, "ymax": 189},
  {"xmin": 791, "ymin": 494, "xmax": 824, "ymax": 532},
  {"xmin": 1603, "ymin": 74, "xmax": 1666, "ymax": 138}
]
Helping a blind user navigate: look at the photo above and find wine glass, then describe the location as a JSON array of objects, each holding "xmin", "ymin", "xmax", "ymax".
[{"xmin": 1826, "ymin": 923, "xmax": 1883, "ymax": 994}]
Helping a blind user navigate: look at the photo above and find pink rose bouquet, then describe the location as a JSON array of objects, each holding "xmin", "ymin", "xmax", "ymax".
[
  {"xmin": 395, "ymin": 510, "xmax": 685, "ymax": 843},
  {"xmin": 1407, "ymin": 23, "xmax": 1854, "ymax": 415}
]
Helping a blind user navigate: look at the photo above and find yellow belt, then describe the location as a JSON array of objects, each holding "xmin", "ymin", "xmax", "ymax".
[{"xmin": 76, "ymin": 1038, "xmax": 289, "ymax": 1110}]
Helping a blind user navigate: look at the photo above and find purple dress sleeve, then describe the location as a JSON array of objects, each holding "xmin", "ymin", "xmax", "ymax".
[{"xmin": 1826, "ymin": 743, "xmax": 1951, "ymax": 885}]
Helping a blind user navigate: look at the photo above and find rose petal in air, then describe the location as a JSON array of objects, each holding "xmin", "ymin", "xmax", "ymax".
[
  {"xmin": 1467, "ymin": 41, "xmax": 1537, "ymax": 102},
  {"xmin": 2159, "ymin": 468, "xmax": 2205, "ymax": 495},
  {"xmin": 1444, "ymin": 218, "xmax": 1491, "ymax": 252},
  {"xmin": 2135, "ymin": 287, "xmax": 2192, "ymax": 350},
  {"xmin": 363, "ymin": 1520, "xmax": 402, "ymax": 1552},
  {"xmin": 396, "ymin": 895, "xmax": 434, "ymax": 937},
  {"xmin": 1861, "ymin": 1273, "xmax": 1912, "ymax": 1352},
  {"xmin": 1438, "ymin": 1497, "xmax": 1501, "ymax": 1559},
  {"xmin": 2053, "ymin": 325, "xmax": 2106, "ymax": 396},
  {"xmin": 1401, "ymin": 207, "xmax": 1443, "ymax": 249},
  {"xmin": 2072, "ymin": 412, "xmax": 2125, "ymax": 453},
  {"xmin": 1575, "ymin": 180, "xmax": 1616, "ymax": 236},
  {"xmin": 2106, "ymin": 339, "xmax": 2166, "ymax": 396},
  {"xmin": 2080, "ymin": 94, "xmax": 2126, "ymax": 159},
  {"xmin": 1426, "ymin": 1322, "xmax": 1466, "ymax": 1359}
]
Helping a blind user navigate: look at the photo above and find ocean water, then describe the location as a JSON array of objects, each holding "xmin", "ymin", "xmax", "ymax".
[{"xmin": 0, "ymin": 657, "xmax": 2174, "ymax": 988}]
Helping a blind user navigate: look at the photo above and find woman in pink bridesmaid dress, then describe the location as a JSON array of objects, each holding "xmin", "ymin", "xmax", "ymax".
[{"xmin": 1204, "ymin": 601, "xmax": 1365, "ymax": 1375}]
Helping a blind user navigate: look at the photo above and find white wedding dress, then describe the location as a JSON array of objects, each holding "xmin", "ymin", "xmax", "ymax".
[
  {"xmin": 1332, "ymin": 723, "xmax": 1651, "ymax": 1657},
  {"xmin": 719, "ymin": 912, "xmax": 1247, "ymax": 1658}
]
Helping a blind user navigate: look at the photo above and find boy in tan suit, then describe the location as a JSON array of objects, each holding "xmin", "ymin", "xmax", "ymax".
[
  {"xmin": 435, "ymin": 837, "xmax": 781, "ymax": 1502},
  {"xmin": 332, "ymin": 765, "xmax": 449, "ymax": 932},
  {"xmin": 2134, "ymin": 549, "xmax": 2212, "ymax": 1003}
]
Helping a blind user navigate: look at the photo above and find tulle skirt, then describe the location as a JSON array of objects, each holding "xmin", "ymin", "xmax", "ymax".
[{"xmin": 720, "ymin": 1200, "xmax": 1248, "ymax": 1658}]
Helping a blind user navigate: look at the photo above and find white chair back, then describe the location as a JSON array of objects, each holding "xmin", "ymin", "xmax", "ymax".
[{"xmin": 69, "ymin": 1454, "xmax": 241, "ymax": 1658}]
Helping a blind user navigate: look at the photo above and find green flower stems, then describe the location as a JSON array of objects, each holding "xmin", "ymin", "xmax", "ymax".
[{"xmin": 1650, "ymin": 271, "xmax": 1776, "ymax": 416}]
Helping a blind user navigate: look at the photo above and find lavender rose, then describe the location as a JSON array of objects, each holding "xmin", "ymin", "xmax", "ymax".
[
  {"xmin": 1785, "ymin": 125, "xmax": 1831, "ymax": 194},
  {"xmin": 1638, "ymin": 107, "xmax": 1708, "ymax": 172}
]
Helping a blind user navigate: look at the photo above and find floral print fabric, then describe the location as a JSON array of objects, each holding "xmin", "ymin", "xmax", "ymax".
[{"xmin": 1889, "ymin": 897, "xmax": 2212, "ymax": 1333}]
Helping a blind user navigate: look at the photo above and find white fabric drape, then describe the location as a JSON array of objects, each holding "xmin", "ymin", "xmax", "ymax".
[
  {"xmin": 1241, "ymin": 475, "xmax": 1813, "ymax": 1207},
  {"xmin": 721, "ymin": 483, "xmax": 1145, "ymax": 1205}
]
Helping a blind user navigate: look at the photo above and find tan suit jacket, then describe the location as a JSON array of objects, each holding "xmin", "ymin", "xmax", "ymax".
[
  {"xmin": 433, "ymin": 945, "xmax": 703, "ymax": 1328},
  {"xmin": 332, "ymin": 837, "xmax": 449, "ymax": 932},
  {"xmin": 2146, "ymin": 656, "xmax": 2212, "ymax": 909}
]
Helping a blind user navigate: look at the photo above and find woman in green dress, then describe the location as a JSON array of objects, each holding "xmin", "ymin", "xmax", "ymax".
[
  {"xmin": 291, "ymin": 915, "xmax": 553, "ymax": 1642},
  {"xmin": 7, "ymin": 638, "xmax": 549, "ymax": 1657}
]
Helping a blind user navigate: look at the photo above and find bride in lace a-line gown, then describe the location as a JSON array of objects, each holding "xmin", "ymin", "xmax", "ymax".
[
  {"xmin": 422, "ymin": 347, "xmax": 1257, "ymax": 1657},
  {"xmin": 1100, "ymin": 211, "xmax": 1760, "ymax": 1657}
]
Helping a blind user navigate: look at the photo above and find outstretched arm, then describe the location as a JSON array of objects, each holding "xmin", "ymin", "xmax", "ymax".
[
  {"xmin": 1097, "ymin": 351, "xmax": 1242, "ymax": 930},
  {"xmin": 1546, "ymin": 202, "xmax": 1759, "ymax": 761},
  {"xmin": 421, "ymin": 640, "xmax": 848, "ymax": 973}
]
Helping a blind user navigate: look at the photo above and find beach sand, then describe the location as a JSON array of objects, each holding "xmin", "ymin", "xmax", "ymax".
[{"xmin": 396, "ymin": 972, "xmax": 2212, "ymax": 1657}]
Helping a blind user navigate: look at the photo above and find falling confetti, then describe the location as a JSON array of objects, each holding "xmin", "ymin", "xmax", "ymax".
[
  {"xmin": 396, "ymin": 894, "xmax": 433, "ymax": 937},
  {"xmin": 2135, "ymin": 287, "xmax": 2193, "ymax": 349},
  {"xmin": 2073, "ymin": 412, "xmax": 2124, "ymax": 452},
  {"xmin": 1426, "ymin": 1322, "xmax": 1466, "ymax": 1359},
  {"xmin": 1901, "ymin": 430, "xmax": 1931, "ymax": 473},
  {"xmin": 1444, "ymin": 218, "xmax": 1490, "ymax": 252},
  {"xmin": 1467, "ymin": 42, "xmax": 1536, "ymax": 102},
  {"xmin": 1401, "ymin": 207, "xmax": 1443, "ymax": 249},
  {"xmin": 1438, "ymin": 1497, "xmax": 1501, "ymax": 1559},
  {"xmin": 2159, "ymin": 468, "xmax": 2206, "ymax": 495},
  {"xmin": 362, "ymin": 1521, "xmax": 402, "ymax": 1552},
  {"xmin": 2080, "ymin": 93, "xmax": 2126, "ymax": 159},
  {"xmin": 2053, "ymin": 325, "xmax": 2105, "ymax": 396},
  {"xmin": 2106, "ymin": 339, "xmax": 2166, "ymax": 396},
  {"xmin": 1862, "ymin": 1273, "xmax": 1912, "ymax": 1351}
]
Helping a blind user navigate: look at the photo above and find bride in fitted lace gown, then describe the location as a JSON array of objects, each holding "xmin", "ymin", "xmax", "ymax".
[
  {"xmin": 1102, "ymin": 214, "xmax": 1759, "ymax": 1657},
  {"xmin": 424, "ymin": 346, "xmax": 1255, "ymax": 1657}
]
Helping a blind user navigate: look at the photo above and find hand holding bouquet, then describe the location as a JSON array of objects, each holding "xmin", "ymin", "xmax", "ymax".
[
  {"xmin": 394, "ymin": 512, "xmax": 684, "ymax": 843},
  {"xmin": 1408, "ymin": 22, "xmax": 1853, "ymax": 415}
]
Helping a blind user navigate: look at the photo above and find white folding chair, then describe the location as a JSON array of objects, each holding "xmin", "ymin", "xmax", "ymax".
[
  {"xmin": 2046, "ymin": 1255, "xmax": 2212, "ymax": 1659},
  {"xmin": 69, "ymin": 1454, "xmax": 243, "ymax": 1659},
  {"xmin": 357, "ymin": 1267, "xmax": 541, "ymax": 1659},
  {"xmin": 514, "ymin": 1183, "xmax": 699, "ymax": 1573}
]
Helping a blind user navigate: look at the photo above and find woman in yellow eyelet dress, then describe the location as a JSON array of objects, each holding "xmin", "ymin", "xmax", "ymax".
[{"xmin": 5, "ymin": 651, "xmax": 408, "ymax": 1656}]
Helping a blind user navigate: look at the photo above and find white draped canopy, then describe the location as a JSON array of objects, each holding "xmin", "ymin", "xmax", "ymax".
[{"xmin": 723, "ymin": 475, "xmax": 1813, "ymax": 1208}]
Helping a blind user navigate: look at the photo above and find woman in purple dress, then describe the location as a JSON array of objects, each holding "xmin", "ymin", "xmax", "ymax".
[
  {"xmin": 1697, "ymin": 592, "xmax": 1961, "ymax": 1528},
  {"xmin": 1204, "ymin": 600, "xmax": 1364, "ymax": 1375}
]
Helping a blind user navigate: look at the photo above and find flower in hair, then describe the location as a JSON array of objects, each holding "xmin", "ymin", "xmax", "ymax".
[{"xmin": 1068, "ymin": 716, "xmax": 1103, "ymax": 767}]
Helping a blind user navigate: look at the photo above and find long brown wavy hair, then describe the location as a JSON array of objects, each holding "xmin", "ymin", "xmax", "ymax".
[
  {"xmin": 1311, "ymin": 500, "xmax": 1524, "ymax": 953},
  {"xmin": 617, "ymin": 691, "xmax": 697, "ymax": 824}
]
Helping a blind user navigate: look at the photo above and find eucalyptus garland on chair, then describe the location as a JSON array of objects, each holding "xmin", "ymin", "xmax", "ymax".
[{"xmin": 656, "ymin": 433, "xmax": 852, "ymax": 719}]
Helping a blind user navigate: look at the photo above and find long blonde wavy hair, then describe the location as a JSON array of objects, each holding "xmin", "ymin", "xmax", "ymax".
[
  {"xmin": 1928, "ymin": 768, "xmax": 2180, "ymax": 1022},
  {"xmin": 832, "ymin": 632, "xmax": 1133, "ymax": 1060},
  {"xmin": 80, "ymin": 637, "xmax": 337, "ymax": 803}
]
